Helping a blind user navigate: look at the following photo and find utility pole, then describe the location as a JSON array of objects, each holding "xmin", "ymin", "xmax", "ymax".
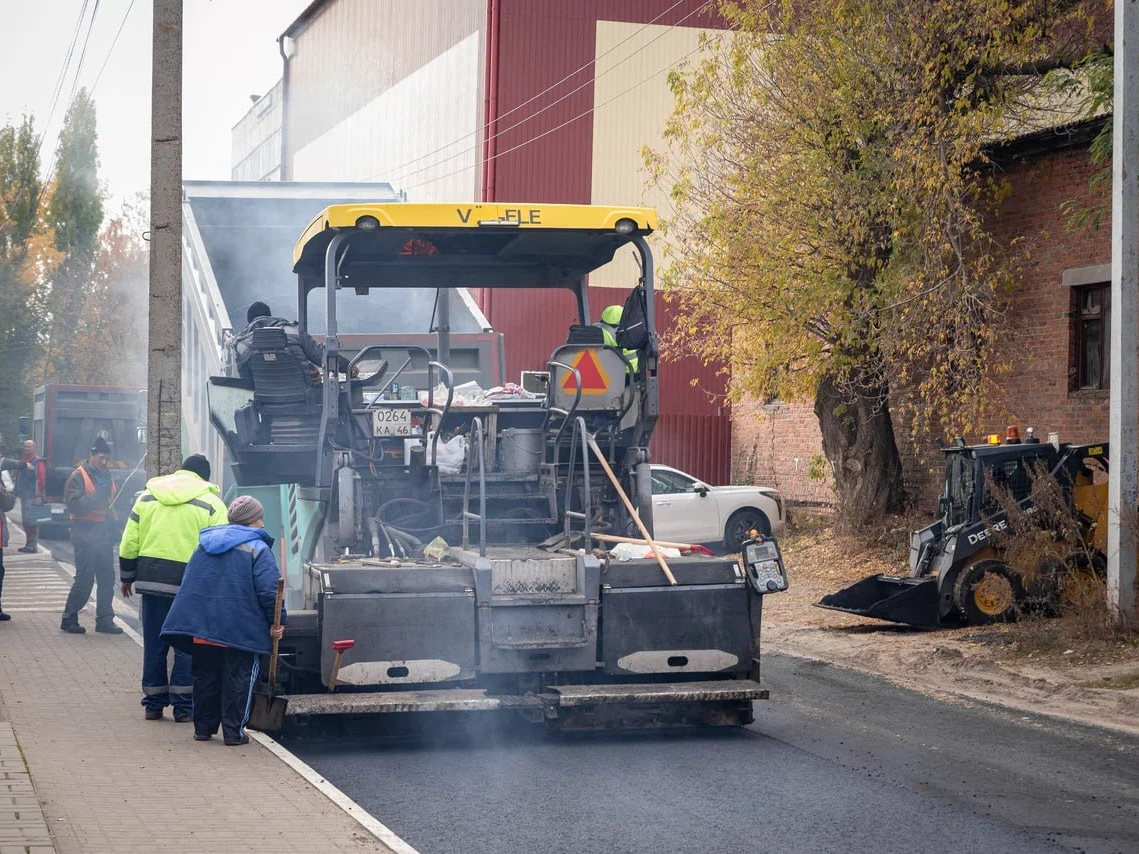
[
  {"xmin": 147, "ymin": 0, "xmax": 183, "ymax": 479},
  {"xmin": 1109, "ymin": 0, "xmax": 1138, "ymax": 626}
]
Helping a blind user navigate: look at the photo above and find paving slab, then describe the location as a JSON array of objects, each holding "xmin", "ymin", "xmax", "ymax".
[{"xmin": 0, "ymin": 525, "xmax": 404, "ymax": 854}]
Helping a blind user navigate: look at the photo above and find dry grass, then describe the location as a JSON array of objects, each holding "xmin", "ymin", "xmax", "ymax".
[
  {"xmin": 775, "ymin": 506, "xmax": 1139, "ymax": 672},
  {"xmin": 767, "ymin": 509, "xmax": 914, "ymax": 626},
  {"xmin": 985, "ymin": 461, "xmax": 1139, "ymax": 661}
]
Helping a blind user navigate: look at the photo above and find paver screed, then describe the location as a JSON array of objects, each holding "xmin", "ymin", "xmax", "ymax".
[{"xmin": 0, "ymin": 539, "xmax": 397, "ymax": 854}]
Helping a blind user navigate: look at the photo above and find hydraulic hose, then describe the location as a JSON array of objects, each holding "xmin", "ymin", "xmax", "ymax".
[{"xmin": 376, "ymin": 497, "xmax": 439, "ymax": 534}]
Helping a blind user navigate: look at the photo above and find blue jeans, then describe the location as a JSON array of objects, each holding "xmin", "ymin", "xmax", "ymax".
[{"xmin": 140, "ymin": 594, "xmax": 193, "ymax": 713}]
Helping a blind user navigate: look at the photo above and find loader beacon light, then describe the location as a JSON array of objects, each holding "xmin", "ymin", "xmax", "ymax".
[
  {"xmin": 356, "ymin": 215, "xmax": 380, "ymax": 230},
  {"xmin": 742, "ymin": 536, "xmax": 789, "ymax": 595},
  {"xmin": 987, "ymin": 434, "xmax": 1001, "ymax": 445},
  {"xmin": 1005, "ymin": 425, "xmax": 1021, "ymax": 443},
  {"xmin": 614, "ymin": 217, "xmax": 637, "ymax": 234}
]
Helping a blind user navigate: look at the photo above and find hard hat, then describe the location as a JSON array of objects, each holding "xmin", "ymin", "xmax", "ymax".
[{"xmin": 601, "ymin": 305, "xmax": 623, "ymax": 325}]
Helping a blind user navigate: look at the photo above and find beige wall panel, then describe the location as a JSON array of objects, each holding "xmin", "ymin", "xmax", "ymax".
[
  {"xmin": 286, "ymin": 0, "xmax": 483, "ymax": 160},
  {"xmin": 293, "ymin": 31, "xmax": 482, "ymax": 200},
  {"xmin": 590, "ymin": 21, "xmax": 718, "ymax": 290}
]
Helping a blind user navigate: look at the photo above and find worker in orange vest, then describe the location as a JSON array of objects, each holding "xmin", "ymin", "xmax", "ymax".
[{"xmin": 60, "ymin": 436, "xmax": 123, "ymax": 635}]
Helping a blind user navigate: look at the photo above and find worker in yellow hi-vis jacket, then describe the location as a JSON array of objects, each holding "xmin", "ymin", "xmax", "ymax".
[{"xmin": 119, "ymin": 454, "xmax": 227, "ymax": 722}]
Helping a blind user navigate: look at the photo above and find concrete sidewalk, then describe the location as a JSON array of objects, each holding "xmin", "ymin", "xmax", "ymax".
[{"xmin": 0, "ymin": 525, "xmax": 402, "ymax": 853}]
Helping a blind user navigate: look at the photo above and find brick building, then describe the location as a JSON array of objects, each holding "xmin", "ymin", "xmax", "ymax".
[{"xmin": 733, "ymin": 121, "xmax": 1113, "ymax": 512}]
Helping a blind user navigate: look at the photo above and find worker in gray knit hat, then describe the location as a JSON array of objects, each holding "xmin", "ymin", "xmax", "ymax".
[
  {"xmin": 160, "ymin": 492, "xmax": 284, "ymax": 746},
  {"xmin": 226, "ymin": 495, "xmax": 264, "ymax": 527}
]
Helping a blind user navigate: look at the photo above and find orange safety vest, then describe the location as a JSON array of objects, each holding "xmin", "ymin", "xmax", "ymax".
[{"xmin": 69, "ymin": 465, "xmax": 117, "ymax": 522}]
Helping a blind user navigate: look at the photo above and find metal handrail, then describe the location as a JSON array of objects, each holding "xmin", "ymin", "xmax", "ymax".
[
  {"xmin": 543, "ymin": 359, "xmax": 583, "ymax": 452},
  {"xmin": 461, "ymin": 417, "xmax": 488, "ymax": 557},
  {"xmin": 562, "ymin": 417, "xmax": 593, "ymax": 543},
  {"xmin": 386, "ymin": 344, "xmax": 433, "ymax": 396}
]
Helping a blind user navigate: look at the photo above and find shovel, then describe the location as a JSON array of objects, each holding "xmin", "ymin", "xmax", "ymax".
[
  {"xmin": 327, "ymin": 639, "xmax": 355, "ymax": 692},
  {"xmin": 248, "ymin": 578, "xmax": 287, "ymax": 732}
]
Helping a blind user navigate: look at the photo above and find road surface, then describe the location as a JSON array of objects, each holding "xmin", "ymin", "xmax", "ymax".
[{"xmin": 283, "ymin": 653, "xmax": 1139, "ymax": 854}]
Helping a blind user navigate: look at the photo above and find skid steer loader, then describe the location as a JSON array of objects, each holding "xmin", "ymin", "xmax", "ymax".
[{"xmin": 816, "ymin": 429, "xmax": 1108, "ymax": 628}]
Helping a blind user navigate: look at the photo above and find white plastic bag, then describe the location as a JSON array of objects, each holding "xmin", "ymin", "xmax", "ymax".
[
  {"xmin": 432, "ymin": 433, "xmax": 468, "ymax": 475},
  {"xmin": 609, "ymin": 542, "xmax": 682, "ymax": 562}
]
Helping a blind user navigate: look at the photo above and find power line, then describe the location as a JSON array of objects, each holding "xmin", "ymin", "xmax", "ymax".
[
  {"xmin": 90, "ymin": 0, "xmax": 138, "ymax": 96},
  {"xmin": 0, "ymin": 1, "xmax": 91, "ymax": 233},
  {"xmin": 388, "ymin": 0, "xmax": 716, "ymax": 188},
  {"xmin": 28, "ymin": 0, "xmax": 103, "ymax": 231},
  {"xmin": 39, "ymin": 0, "xmax": 92, "ymax": 164},
  {"xmin": 401, "ymin": 28, "xmax": 732, "ymax": 195},
  {"xmin": 64, "ymin": 0, "xmax": 102, "ymax": 124},
  {"xmin": 369, "ymin": 0, "xmax": 709, "ymax": 182}
]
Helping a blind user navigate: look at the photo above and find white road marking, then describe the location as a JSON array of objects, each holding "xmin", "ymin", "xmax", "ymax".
[{"xmin": 252, "ymin": 732, "xmax": 420, "ymax": 854}]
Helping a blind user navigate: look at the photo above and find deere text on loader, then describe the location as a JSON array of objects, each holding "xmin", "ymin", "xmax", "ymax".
[
  {"xmin": 207, "ymin": 203, "xmax": 789, "ymax": 730},
  {"xmin": 817, "ymin": 430, "xmax": 1108, "ymax": 628}
]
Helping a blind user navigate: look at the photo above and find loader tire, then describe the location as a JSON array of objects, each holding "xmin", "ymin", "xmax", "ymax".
[
  {"xmin": 953, "ymin": 560, "xmax": 1023, "ymax": 625},
  {"xmin": 1059, "ymin": 552, "xmax": 1106, "ymax": 612}
]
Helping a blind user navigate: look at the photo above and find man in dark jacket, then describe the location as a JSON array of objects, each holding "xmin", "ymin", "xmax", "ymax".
[
  {"xmin": 119, "ymin": 454, "xmax": 227, "ymax": 721},
  {"xmin": 233, "ymin": 301, "xmax": 353, "ymax": 382},
  {"xmin": 16, "ymin": 439, "xmax": 46, "ymax": 553},
  {"xmin": 61, "ymin": 436, "xmax": 123, "ymax": 634},
  {"xmin": 161, "ymin": 495, "xmax": 286, "ymax": 746}
]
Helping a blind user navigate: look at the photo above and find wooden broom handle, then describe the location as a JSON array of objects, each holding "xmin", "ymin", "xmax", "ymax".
[
  {"xmin": 585, "ymin": 434, "xmax": 677, "ymax": 585},
  {"xmin": 268, "ymin": 578, "xmax": 285, "ymax": 690}
]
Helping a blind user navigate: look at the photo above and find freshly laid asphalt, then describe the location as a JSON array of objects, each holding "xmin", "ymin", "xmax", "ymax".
[{"xmin": 283, "ymin": 653, "xmax": 1139, "ymax": 854}]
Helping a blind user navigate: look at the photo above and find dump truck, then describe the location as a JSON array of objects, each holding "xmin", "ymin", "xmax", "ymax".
[
  {"xmin": 207, "ymin": 202, "xmax": 789, "ymax": 730},
  {"xmin": 22, "ymin": 384, "xmax": 147, "ymax": 534},
  {"xmin": 817, "ymin": 429, "xmax": 1108, "ymax": 628}
]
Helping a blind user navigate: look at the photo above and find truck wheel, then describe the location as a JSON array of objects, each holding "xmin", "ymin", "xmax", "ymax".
[
  {"xmin": 724, "ymin": 509, "xmax": 770, "ymax": 554},
  {"xmin": 953, "ymin": 560, "xmax": 1023, "ymax": 624}
]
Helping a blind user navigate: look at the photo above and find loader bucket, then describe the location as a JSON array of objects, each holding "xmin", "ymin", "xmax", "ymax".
[{"xmin": 816, "ymin": 575, "xmax": 940, "ymax": 628}]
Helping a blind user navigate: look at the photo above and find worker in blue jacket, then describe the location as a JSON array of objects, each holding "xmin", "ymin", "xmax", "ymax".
[{"xmin": 161, "ymin": 495, "xmax": 286, "ymax": 746}]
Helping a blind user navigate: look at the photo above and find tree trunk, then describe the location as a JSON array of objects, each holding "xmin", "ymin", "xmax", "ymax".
[{"xmin": 814, "ymin": 373, "xmax": 906, "ymax": 533}]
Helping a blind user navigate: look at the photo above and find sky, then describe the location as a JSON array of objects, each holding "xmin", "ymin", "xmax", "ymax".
[{"xmin": 0, "ymin": 0, "xmax": 310, "ymax": 210}]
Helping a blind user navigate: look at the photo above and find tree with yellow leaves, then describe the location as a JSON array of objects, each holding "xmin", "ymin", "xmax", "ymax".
[{"xmin": 648, "ymin": 0, "xmax": 1099, "ymax": 529}]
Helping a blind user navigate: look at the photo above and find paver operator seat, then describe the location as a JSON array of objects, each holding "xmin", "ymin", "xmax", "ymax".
[{"xmin": 222, "ymin": 326, "xmax": 323, "ymax": 486}]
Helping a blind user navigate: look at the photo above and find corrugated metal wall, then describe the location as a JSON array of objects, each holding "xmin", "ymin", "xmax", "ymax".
[
  {"xmin": 285, "ymin": 0, "xmax": 484, "ymax": 159},
  {"xmin": 483, "ymin": 1, "xmax": 730, "ymax": 482},
  {"xmin": 278, "ymin": 0, "xmax": 732, "ymax": 482}
]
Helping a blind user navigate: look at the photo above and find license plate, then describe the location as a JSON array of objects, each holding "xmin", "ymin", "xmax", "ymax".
[{"xmin": 372, "ymin": 408, "xmax": 413, "ymax": 437}]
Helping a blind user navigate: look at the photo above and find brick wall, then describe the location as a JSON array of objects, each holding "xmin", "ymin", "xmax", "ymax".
[
  {"xmin": 986, "ymin": 143, "xmax": 1111, "ymax": 444},
  {"xmin": 732, "ymin": 396, "xmax": 835, "ymax": 505},
  {"xmin": 731, "ymin": 138, "xmax": 1113, "ymax": 512}
]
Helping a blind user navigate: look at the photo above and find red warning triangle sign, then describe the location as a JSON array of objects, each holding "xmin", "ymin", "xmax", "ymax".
[{"xmin": 561, "ymin": 349, "xmax": 611, "ymax": 395}]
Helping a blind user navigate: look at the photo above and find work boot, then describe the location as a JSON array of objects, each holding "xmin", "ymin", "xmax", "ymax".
[
  {"xmin": 60, "ymin": 617, "xmax": 86, "ymax": 634},
  {"xmin": 194, "ymin": 733, "xmax": 212, "ymax": 742},
  {"xmin": 145, "ymin": 708, "xmax": 164, "ymax": 721},
  {"xmin": 224, "ymin": 734, "xmax": 250, "ymax": 747},
  {"xmin": 95, "ymin": 620, "xmax": 123, "ymax": 635},
  {"xmin": 173, "ymin": 710, "xmax": 194, "ymax": 723},
  {"xmin": 17, "ymin": 545, "xmax": 36, "ymax": 554},
  {"xmin": 0, "ymin": 611, "xmax": 10, "ymax": 622}
]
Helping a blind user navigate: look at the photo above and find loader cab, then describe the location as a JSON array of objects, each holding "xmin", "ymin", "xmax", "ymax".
[
  {"xmin": 942, "ymin": 451, "xmax": 974, "ymax": 529},
  {"xmin": 940, "ymin": 443, "xmax": 1060, "ymax": 531}
]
